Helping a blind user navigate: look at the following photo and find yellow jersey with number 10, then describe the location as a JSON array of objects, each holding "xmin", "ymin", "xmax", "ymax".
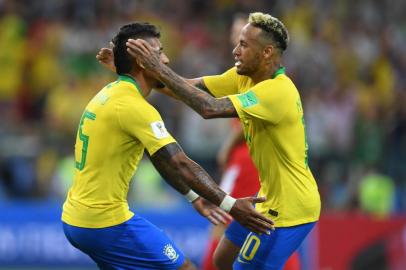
[
  {"xmin": 62, "ymin": 75, "xmax": 176, "ymax": 228},
  {"xmin": 204, "ymin": 67, "xmax": 321, "ymax": 227}
]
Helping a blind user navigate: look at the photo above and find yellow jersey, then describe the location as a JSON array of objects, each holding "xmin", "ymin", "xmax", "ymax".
[
  {"xmin": 204, "ymin": 67, "xmax": 321, "ymax": 227},
  {"xmin": 62, "ymin": 75, "xmax": 176, "ymax": 228}
]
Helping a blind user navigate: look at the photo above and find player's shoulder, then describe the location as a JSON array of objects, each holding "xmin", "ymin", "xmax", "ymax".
[
  {"xmin": 114, "ymin": 92, "xmax": 153, "ymax": 113},
  {"xmin": 113, "ymin": 80, "xmax": 142, "ymax": 96},
  {"xmin": 96, "ymin": 81, "xmax": 151, "ymax": 114},
  {"xmin": 105, "ymin": 78, "xmax": 145, "ymax": 101}
]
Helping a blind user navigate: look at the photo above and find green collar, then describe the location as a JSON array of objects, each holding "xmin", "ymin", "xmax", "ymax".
[
  {"xmin": 271, "ymin": 67, "xmax": 286, "ymax": 79},
  {"xmin": 118, "ymin": 75, "xmax": 143, "ymax": 96}
]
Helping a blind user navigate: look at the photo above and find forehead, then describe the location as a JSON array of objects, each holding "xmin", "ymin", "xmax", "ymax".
[{"xmin": 239, "ymin": 23, "xmax": 262, "ymax": 42}]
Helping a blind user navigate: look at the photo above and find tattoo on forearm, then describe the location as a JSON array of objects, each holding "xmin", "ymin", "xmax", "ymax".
[
  {"xmin": 158, "ymin": 67, "xmax": 237, "ymax": 118},
  {"xmin": 148, "ymin": 143, "xmax": 189, "ymax": 194},
  {"xmin": 149, "ymin": 143, "xmax": 225, "ymax": 204}
]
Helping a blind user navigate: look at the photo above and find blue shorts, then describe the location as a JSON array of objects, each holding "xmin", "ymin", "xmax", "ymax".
[
  {"xmin": 63, "ymin": 215, "xmax": 185, "ymax": 270},
  {"xmin": 227, "ymin": 221, "xmax": 315, "ymax": 270},
  {"xmin": 224, "ymin": 220, "xmax": 250, "ymax": 247}
]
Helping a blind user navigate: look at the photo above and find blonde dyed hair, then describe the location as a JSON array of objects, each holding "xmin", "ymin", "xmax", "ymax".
[{"xmin": 248, "ymin": 12, "xmax": 289, "ymax": 51}]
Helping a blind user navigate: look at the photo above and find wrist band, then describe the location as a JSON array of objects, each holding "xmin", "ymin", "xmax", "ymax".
[
  {"xmin": 219, "ymin": 195, "xmax": 237, "ymax": 212},
  {"xmin": 184, "ymin": 190, "xmax": 199, "ymax": 202}
]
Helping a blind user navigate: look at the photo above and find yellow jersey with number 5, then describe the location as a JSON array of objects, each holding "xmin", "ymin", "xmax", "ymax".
[
  {"xmin": 62, "ymin": 75, "xmax": 176, "ymax": 228},
  {"xmin": 204, "ymin": 67, "xmax": 321, "ymax": 227}
]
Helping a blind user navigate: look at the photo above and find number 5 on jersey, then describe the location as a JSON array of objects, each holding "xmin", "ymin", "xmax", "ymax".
[{"xmin": 75, "ymin": 110, "xmax": 96, "ymax": 170}]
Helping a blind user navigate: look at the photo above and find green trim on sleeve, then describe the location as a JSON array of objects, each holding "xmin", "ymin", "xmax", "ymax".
[
  {"xmin": 118, "ymin": 75, "xmax": 143, "ymax": 95},
  {"xmin": 237, "ymin": 90, "xmax": 258, "ymax": 108}
]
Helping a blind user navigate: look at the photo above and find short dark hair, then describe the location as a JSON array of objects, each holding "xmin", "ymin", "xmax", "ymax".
[
  {"xmin": 248, "ymin": 12, "xmax": 289, "ymax": 52},
  {"xmin": 112, "ymin": 22, "xmax": 160, "ymax": 74}
]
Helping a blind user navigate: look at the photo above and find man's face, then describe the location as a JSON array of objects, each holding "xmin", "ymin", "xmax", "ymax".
[
  {"xmin": 144, "ymin": 37, "xmax": 169, "ymax": 88},
  {"xmin": 146, "ymin": 37, "xmax": 169, "ymax": 65},
  {"xmin": 232, "ymin": 24, "xmax": 264, "ymax": 76}
]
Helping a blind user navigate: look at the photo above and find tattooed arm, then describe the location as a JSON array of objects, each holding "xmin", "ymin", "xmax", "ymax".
[
  {"xmin": 157, "ymin": 68, "xmax": 237, "ymax": 119},
  {"xmin": 127, "ymin": 39, "xmax": 237, "ymax": 119},
  {"xmin": 148, "ymin": 142, "xmax": 230, "ymax": 225},
  {"xmin": 155, "ymin": 78, "xmax": 213, "ymax": 100},
  {"xmin": 95, "ymin": 47, "xmax": 213, "ymax": 100},
  {"xmin": 148, "ymin": 142, "xmax": 225, "ymax": 204},
  {"xmin": 149, "ymin": 143, "xmax": 274, "ymax": 233}
]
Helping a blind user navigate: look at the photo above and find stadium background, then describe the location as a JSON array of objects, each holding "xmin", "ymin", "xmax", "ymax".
[{"xmin": 0, "ymin": 0, "xmax": 405, "ymax": 269}]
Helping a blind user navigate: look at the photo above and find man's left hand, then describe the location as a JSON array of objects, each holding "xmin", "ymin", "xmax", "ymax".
[{"xmin": 192, "ymin": 197, "xmax": 232, "ymax": 225}]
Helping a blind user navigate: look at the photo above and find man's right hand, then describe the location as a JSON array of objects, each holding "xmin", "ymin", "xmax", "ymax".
[{"xmin": 230, "ymin": 196, "xmax": 275, "ymax": 234}]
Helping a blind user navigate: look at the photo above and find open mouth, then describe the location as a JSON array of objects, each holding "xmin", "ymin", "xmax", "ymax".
[{"xmin": 235, "ymin": 60, "xmax": 242, "ymax": 67}]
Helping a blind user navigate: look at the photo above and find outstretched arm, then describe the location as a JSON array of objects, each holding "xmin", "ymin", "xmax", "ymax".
[
  {"xmin": 148, "ymin": 143, "xmax": 229, "ymax": 225},
  {"xmin": 148, "ymin": 143, "xmax": 224, "ymax": 203},
  {"xmin": 127, "ymin": 39, "xmax": 237, "ymax": 119},
  {"xmin": 96, "ymin": 47, "xmax": 211, "ymax": 100},
  {"xmin": 149, "ymin": 143, "xmax": 274, "ymax": 233}
]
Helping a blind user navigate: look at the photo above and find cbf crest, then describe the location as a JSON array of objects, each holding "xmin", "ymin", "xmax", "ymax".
[{"xmin": 163, "ymin": 244, "xmax": 179, "ymax": 262}]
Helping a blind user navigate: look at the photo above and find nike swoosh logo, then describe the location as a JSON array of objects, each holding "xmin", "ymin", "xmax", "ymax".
[{"xmin": 237, "ymin": 257, "xmax": 249, "ymax": 264}]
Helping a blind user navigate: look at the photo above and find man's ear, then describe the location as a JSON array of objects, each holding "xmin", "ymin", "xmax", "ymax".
[
  {"xmin": 135, "ymin": 58, "xmax": 145, "ymax": 69},
  {"xmin": 263, "ymin": 45, "xmax": 274, "ymax": 60},
  {"xmin": 130, "ymin": 59, "xmax": 144, "ymax": 73}
]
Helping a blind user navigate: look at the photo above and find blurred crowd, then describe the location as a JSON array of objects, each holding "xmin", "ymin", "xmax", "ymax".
[{"xmin": 0, "ymin": 0, "xmax": 405, "ymax": 216}]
